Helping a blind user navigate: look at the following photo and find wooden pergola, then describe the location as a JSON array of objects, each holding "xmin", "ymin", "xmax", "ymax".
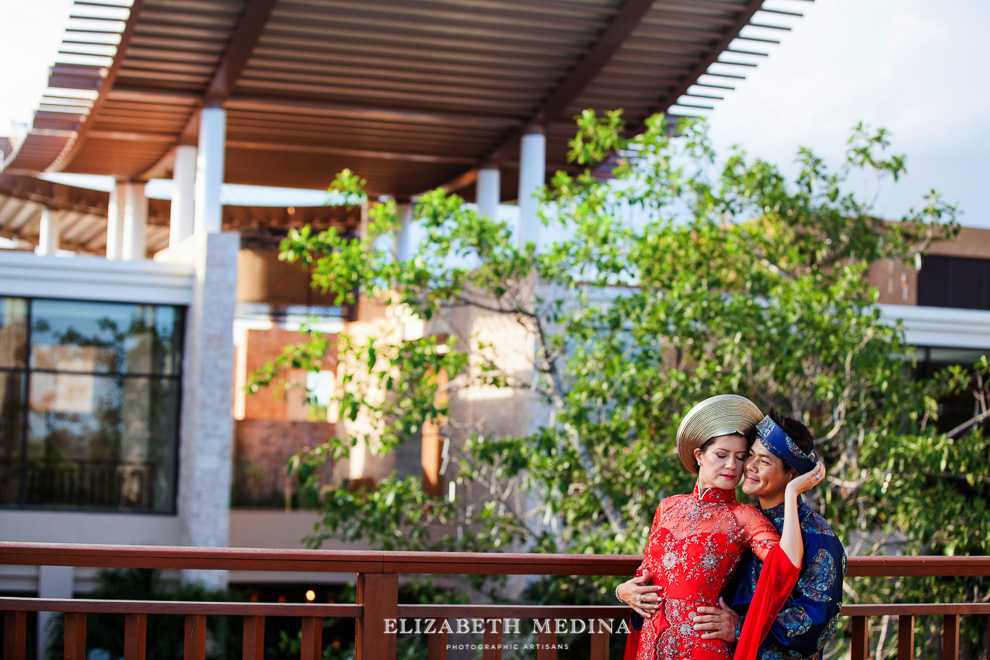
[
  {"xmin": 2, "ymin": 0, "xmax": 806, "ymax": 203},
  {"xmin": 0, "ymin": 173, "xmax": 359, "ymax": 254}
]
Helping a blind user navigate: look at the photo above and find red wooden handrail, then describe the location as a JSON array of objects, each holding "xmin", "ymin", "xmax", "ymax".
[
  {"xmin": 0, "ymin": 597, "xmax": 362, "ymax": 617},
  {"xmin": 0, "ymin": 542, "xmax": 639, "ymax": 575},
  {"xmin": 2, "ymin": 542, "xmax": 989, "ymax": 576}
]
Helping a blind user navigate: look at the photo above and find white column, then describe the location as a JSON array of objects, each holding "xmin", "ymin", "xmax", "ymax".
[
  {"xmin": 517, "ymin": 126, "xmax": 545, "ymax": 247},
  {"xmin": 36, "ymin": 207, "xmax": 61, "ymax": 256},
  {"xmin": 170, "ymin": 143, "xmax": 197, "ymax": 246},
  {"xmin": 396, "ymin": 203, "xmax": 414, "ymax": 262},
  {"xmin": 121, "ymin": 181, "xmax": 147, "ymax": 261},
  {"xmin": 477, "ymin": 165, "xmax": 500, "ymax": 221},
  {"xmin": 106, "ymin": 180, "xmax": 126, "ymax": 260},
  {"xmin": 194, "ymin": 106, "xmax": 226, "ymax": 235}
]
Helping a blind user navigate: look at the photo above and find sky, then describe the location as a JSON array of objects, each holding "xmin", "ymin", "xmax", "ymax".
[
  {"xmin": 0, "ymin": 0, "xmax": 987, "ymax": 222},
  {"xmin": 704, "ymin": 0, "xmax": 990, "ymax": 227}
]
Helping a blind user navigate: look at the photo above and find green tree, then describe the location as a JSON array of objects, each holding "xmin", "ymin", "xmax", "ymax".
[{"xmin": 254, "ymin": 113, "xmax": 989, "ymax": 657}]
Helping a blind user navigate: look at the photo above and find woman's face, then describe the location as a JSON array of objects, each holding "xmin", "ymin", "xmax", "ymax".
[{"xmin": 694, "ymin": 434, "xmax": 749, "ymax": 490}]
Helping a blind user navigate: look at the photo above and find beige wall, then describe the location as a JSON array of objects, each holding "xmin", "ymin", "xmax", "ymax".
[{"xmin": 234, "ymin": 327, "xmax": 338, "ymax": 421}]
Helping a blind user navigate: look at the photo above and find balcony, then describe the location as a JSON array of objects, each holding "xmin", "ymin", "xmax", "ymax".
[{"xmin": 1, "ymin": 544, "xmax": 988, "ymax": 659}]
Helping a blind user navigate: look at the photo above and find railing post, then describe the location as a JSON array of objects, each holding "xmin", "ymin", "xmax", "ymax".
[
  {"xmin": 898, "ymin": 614, "xmax": 914, "ymax": 660},
  {"xmin": 124, "ymin": 613, "xmax": 146, "ymax": 660},
  {"xmin": 64, "ymin": 612, "xmax": 87, "ymax": 660},
  {"xmin": 943, "ymin": 613, "xmax": 960, "ymax": 660},
  {"xmin": 184, "ymin": 614, "xmax": 206, "ymax": 660},
  {"xmin": 301, "ymin": 617, "xmax": 322, "ymax": 660},
  {"xmin": 4, "ymin": 611, "xmax": 27, "ymax": 659},
  {"xmin": 426, "ymin": 617, "xmax": 448, "ymax": 660},
  {"xmin": 243, "ymin": 615, "xmax": 265, "ymax": 660},
  {"xmin": 851, "ymin": 616, "xmax": 869, "ymax": 660},
  {"xmin": 537, "ymin": 621, "xmax": 557, "ymax": 660},
  {"xmin": 482, "ymin": 619, "xmax": 503, "ymax": 660},
  {"xmin": 356, "ymin": 572, "xmax": 398, "ymax": 660},
  {"xmin": 590, "ymin": 619, "xmax": 610, "ymax": 660}
]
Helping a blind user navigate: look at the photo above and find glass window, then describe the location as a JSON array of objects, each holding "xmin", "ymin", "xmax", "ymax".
[
  {"xmin": 0, "ymin": 298, "xmax": 28, "ymax": 368},
  {"xmin": 30, "ymin": 300, "xmax": 182, "ymax": 375},
  {"xmin": 0, "ymin": 297, "xmax": 183, "ymax": 513},
  {"xmin": 914, "ymin": 346, "xmax": 990, "ymax": 433},
  {"xmin": 0, "ymin": 371, "xmax": 25, "ymax": 504}
]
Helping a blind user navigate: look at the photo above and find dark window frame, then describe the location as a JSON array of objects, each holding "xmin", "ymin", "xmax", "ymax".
[{"xmin": 0, "ymin": 295, "xmax": 185, "ymax": 515}]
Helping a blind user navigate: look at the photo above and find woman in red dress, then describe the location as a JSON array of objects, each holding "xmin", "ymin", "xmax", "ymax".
[{"xmin": 619, "ymin": 395, "xmax": 824, "ymax": 660}]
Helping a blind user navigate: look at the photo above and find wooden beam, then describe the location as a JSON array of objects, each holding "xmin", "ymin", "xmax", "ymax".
[
  {"xmin": 898, "ymin": 614, "xmax": 914, "ymax": 660},
  {"xmin": 536, "ymin": 625, "xmax": 557, "ymax": 660},
  {"xmin": 590, "ymin": 624, "xmax": 610, "ymax": 660},
  {"xmin": 481, "ymin": 619, "xmax": 503, "ymax": 660},
  {"xmin": 88, "ymin": 130, "xmax": 175, "ymax": 142},
  {"xmin": 4, "ymin": 611, "xmax": 26, "ymax": 659},
  {"xmin": 184, "ymin": 614, "xmax": 206, "ymax": 660},
  {"xmin": 65, "ymin": 613, "xmax": 87, "ymax": 660},
  {"xmin": 301, "ymin": 617, "xmax": 323, "ymax": 660},
  {"xmin": 227, "ymin": 96, "xmax": 516, "ymax": 129},
  {"xmin": 204, "ymin": 0, "xmax": 278, "ymax": 104},
  {"xmin": 243, "ymin": 616, "xmax": 265, "ymax": 660},
  {"xmin": 943, "ymin": 614, "xmax": 960, "ymax": 660},
  {"xmin": 490, "ymin": 0, "xmax": 656, "ymax": 162},
  {"xmin": 135, "ymin": 0, "xmax": 277, "ymax": 179},
  {"xmin": 225, "ymin": 139, "xmax": 476, "ymax": 165},
  {"xmin": 50, "ymin": 0, "xmax": 146, "ymax": 173},
  {"xmin": 355, "ymin": 573, "xmax": 397, "ymax": 660},
  {"xmin": 851, "ymin": 616, "xmax": 869, "ymax": 660},
  {"xmin": 635, "ymin": 0, "xmax": 765, "ymax": 131},
  {"xmin": 124, "ymin": 613, "xmax": 147, "ymax": 660},
  {"xmin": 426, "ymin": 618, "xmax": 448, "ymax": 660}
]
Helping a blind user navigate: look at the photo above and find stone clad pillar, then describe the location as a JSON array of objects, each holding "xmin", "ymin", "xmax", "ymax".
[
  {"xmin": 121, "ymin": 181, "xmax": 147, "ymax": 261},
  {"xmin": 176, "ymin": 233, "xmax": 239, "ymax": 588},
  {"xmin": 517, "ymin": 126, "xmax": 545, "ymax": 247},
  {"xmin": 477, "ymin": 165, "xmax": 500, "ymax": 221},
  {"xmin": 172, "ymin": 105, "xmax": 235, "ymax": 588},
  {"xmin": 36, "ymin": 207, "xmax": 61, "ymax": 256},
  {"xmin": 194, "ymin": 106, "xmax": 226, "ymax": 235},
  {"xmin": 106, "ymin": 180, "xmax": 126, "ymax": 260},
  {"xmin": 170, "ymin": 143, "xmax": 197, "ymax": 246}
]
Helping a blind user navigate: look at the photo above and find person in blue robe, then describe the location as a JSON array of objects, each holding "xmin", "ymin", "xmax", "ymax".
[{"xmin": 692, "ymin": 411, "xmax": 847, "ymax": 659}]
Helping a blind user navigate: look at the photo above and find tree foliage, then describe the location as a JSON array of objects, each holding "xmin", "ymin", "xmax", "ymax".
[{"xmin": 253, "ymin": 113, "xmax": 990, "ymax": 656}]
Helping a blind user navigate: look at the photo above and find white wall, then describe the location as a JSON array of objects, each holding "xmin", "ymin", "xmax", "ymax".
[
  {"xmin": 0, "ymin": 250, "xmax": 194, "ymax": 304},
  {"xmin": 880, "ymin": 304, "xmax": 990, "ymax": 349}
]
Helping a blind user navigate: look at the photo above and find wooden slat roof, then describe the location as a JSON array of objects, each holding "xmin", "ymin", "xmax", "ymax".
[{"xmin": 2, "ymin": 0, "xmax": 806, "ymax": 200}]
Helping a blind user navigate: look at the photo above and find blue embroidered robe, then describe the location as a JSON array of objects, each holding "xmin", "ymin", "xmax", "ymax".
[{"xmin": 725, "ymin": 497, "xmax": 847, "ymax": 660}]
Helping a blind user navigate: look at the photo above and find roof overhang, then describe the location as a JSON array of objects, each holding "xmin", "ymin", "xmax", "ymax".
[{"xmin": 3, "ymin": 0, "xmax": 806, "ymax": 201}]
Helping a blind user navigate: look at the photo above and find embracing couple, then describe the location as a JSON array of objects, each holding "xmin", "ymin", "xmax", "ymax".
[{"xmin": 616, "ymin": 394, "xmax": 847, "ymax": 660}]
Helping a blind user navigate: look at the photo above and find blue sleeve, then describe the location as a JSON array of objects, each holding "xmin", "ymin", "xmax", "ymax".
[{"xmin": 762, "ymin": 532, "xmax": 846, "ymax": 655}]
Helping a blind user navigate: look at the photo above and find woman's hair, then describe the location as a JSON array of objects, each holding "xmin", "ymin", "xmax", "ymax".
[
  {"xmin": 698, "ymin": 424, "xmax": 758, "ymax": 454},
  {"xmin": 767, "ymin": 407, "xmax": 815, "ymax": 455}
]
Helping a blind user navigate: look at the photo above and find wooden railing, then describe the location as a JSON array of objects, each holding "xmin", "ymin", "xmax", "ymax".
[{"xmin": 1, "ymin": 544, "xmax": 988, "ymax": 659}]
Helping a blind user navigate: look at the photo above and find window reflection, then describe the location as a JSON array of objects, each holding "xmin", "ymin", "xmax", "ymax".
[
  {"xmin": 0, "ymin": 296, "xmax": 182, "ymax": 513},
  {"xmin": 0, "ymin": 298, "xmax": 28, "ymax": 368},
  {"xmin": 0, "ymin": 372, "xmax": 25, "ymax": 504},
  {"xmin": 30, "ymin": 300, "xmax": 182, "ymax": 375}
]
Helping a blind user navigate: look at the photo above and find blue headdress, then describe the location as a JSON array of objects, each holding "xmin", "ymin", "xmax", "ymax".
[{"xmin": 755, "ymin": 415, "xmax": 817, "ymax": 474}]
